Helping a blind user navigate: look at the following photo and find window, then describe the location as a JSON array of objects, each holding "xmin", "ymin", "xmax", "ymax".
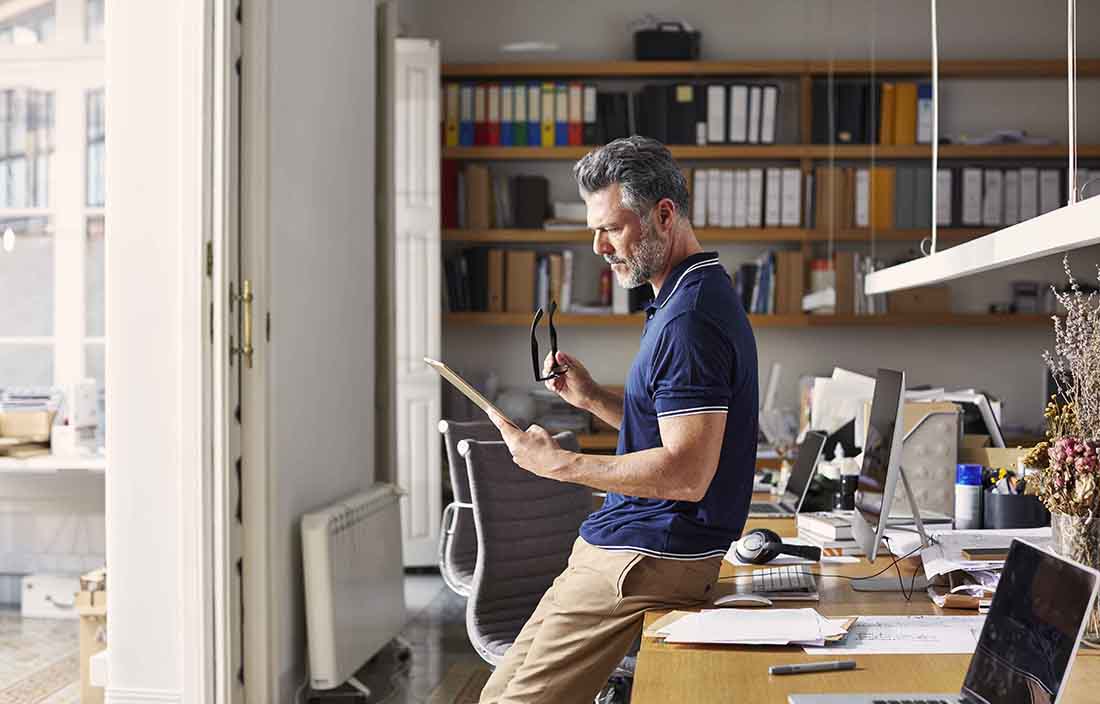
[
  {"xmin": 0, "ymin": 89, "xmax": 51, "ymax": 208},
  {"xmin": 0, "ymin": 1, "xmax": 105, "ymax": 439},
  {"xmin": 0, "ymin": 2, "xmax": 54, "ymax": 45},
  {"xmin": 86, "ymin": 89, "xmax": 103, "ymax": 207},
  {"xmin": 85, "ymin": 0, "xmax": 102, "ymax": 43}
]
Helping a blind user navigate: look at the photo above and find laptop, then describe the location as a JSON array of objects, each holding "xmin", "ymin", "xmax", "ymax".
[
  {"xmin": 789, "ymin": 539, "xmax": 1100, "ymax": 704},
  {"xmin": 749, "ymin": 431, "xmax": 827, "ymax": 518}
]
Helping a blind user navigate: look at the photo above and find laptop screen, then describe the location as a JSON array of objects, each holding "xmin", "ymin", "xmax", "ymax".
[
  {"xmin": 783, "ymin": 431, "xmax": 826, "ymax": 508},
  {"xmin": 962, "ymin": 540, "xmax": 1099, "ymax": 704}
]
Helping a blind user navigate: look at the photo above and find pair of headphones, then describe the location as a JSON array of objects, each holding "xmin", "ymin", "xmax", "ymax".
[{"xmin": 734, "ymin": 528, "xmax": 822, "ymax": 565}]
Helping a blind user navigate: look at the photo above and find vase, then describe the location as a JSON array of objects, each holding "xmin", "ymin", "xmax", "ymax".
[{"xmin": 1051, "ymin": 511, "xmax": 1100, "ymax": 641}]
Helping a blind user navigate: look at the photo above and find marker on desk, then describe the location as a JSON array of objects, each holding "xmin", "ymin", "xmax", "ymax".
[{"xmin": 768, "ymin": 660, "xmax": 856, "ymax": 676}]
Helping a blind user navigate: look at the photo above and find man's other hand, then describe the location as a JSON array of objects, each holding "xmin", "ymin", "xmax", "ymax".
[{"xmin": 543, "ymin": 350, "xmax": 596, "ymax": 411}]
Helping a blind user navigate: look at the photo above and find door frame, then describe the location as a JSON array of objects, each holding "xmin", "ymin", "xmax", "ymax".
[
  {"xmin": 210, "ymin": 0, "xmax": 276, "ymax": 701},
  {"xmin": 201, "ymin": 0, "xmax": 275, "ymax": 700}
]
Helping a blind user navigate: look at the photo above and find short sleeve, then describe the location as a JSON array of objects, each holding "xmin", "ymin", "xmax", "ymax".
[{"xmin": 649, "ymin": 311, "xmax": 734, "ymax": 419}]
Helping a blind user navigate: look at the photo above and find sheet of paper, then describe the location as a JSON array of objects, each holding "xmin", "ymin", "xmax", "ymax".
[
  {"xmin": 658, "ymin": 608, "xmax": 844, "ymax": 646},
  {"xmin": 921, "ymin": 528, "xmax": 1052, "ymax": 579},
  {"xmin": 803, "ymin": 615, "xmax": 985, "ymax": 655}
]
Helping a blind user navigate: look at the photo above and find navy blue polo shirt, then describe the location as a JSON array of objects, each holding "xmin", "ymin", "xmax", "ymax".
[{"xmin": 579, "ymin": 252, "xmax": 759, "ymax": 559}]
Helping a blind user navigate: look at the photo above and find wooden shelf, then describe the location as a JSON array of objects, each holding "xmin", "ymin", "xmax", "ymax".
[
  {"xmin": 442, "ymin": 59, "xmax": 1100, "ymax": 79},
  {"xmin": 444, "ymin": 312, "xmax": 1049, "ymax": 328},
  {"xmin": 443, "ymin": 144, "xmax": 1100, "ymax": 161},
  {"xmin": 443, "ymin": 228, "xmax": 992, "ymax": 244}
]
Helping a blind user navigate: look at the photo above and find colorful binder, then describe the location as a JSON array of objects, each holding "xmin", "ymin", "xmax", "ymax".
[
  {"xmin": 555, "ymin": 83, "xmax": 569, "ymax": 146},
  {"xmin": 459, "ymin": 84, "xmax": 475, "ymax": 146},
  {"xmin": 444, "ymin": 83, "xmax": 459, "ymax": 147},
  {"xmin": 500, "ymin": 84, "xmax": 514, "ymax": 146},
  {"xmin": 540, "ymin": 82, "xmax": 555, "ymax": 147}
]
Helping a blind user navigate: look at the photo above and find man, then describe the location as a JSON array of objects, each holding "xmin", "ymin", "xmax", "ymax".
[{"xmin": 483, "ymin": 136, "xmax": 759, "ymax": 704}]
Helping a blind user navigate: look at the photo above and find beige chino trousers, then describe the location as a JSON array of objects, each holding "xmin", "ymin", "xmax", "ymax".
[{"xmin": 479, "ymin": 537, "xmax": 723, "ymax": 704}]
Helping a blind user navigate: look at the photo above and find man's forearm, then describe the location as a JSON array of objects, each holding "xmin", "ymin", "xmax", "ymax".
[
  {"xmin": 552, "ymin": 447, "xmax": 704, "ymax": 502},
  {"xmin": 581, "ymin": 385, "xmax": 625, "ymax": 430}
]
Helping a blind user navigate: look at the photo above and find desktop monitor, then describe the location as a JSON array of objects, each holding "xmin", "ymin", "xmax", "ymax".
[{"xmin": 851, "ymin": 368, "xmax": 907, "ymax": 562}]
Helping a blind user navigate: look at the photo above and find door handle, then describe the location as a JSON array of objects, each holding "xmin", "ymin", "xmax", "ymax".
[{"xmin": 232, "ymin": 280, "xmax": 255, "ymax": 368}]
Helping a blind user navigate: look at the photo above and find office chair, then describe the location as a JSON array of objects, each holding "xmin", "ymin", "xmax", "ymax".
[
  {"xmin": 459, "ymin": 434, "xmax": 636, "ymax": 698},
  {"xmin": 437, "ymin": 419, "xmax": 501, "ymax": 597}
]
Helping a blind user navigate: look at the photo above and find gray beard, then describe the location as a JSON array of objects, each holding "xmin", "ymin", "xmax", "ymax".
[{"xmin": 606, "ymin": 218, "xmax": 668, "ymax": 289}]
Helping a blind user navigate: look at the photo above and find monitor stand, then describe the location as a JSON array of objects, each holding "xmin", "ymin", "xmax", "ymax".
[{"xmin": 851, "ymin": 465, "xmax": 931, "ymax": 592}]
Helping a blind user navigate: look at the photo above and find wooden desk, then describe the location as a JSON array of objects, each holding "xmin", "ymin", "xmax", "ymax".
[{"xmin": 632, "ymin": 516, "xmax": 1100, "ymax": 703}]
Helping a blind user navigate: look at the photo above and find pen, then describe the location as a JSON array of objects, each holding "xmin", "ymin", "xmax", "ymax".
[{"xmin": 768, "ymin": 660, "xmax": 856, "ymax": 676}]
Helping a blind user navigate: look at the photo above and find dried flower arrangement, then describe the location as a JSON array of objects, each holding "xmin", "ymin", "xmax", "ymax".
[
  {"xmin": 1024, "ymin": 256, "xmax": 1100, "ymax": 641},
  {"xmin": 1023, "ymin": 257, "xmax": 1100, "ymax": 518}
]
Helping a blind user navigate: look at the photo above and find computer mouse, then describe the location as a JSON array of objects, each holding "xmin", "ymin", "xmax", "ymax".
[{"xmin": 713, "ymin": 593, "xmax": 774, "ymax": 608}]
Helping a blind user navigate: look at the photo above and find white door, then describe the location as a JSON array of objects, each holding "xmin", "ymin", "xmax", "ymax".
[{"xmin": 394, "ymin": 38, "xmax": 442, "ymax": 567}]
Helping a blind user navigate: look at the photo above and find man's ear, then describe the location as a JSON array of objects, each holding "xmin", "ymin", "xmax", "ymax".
[{"xmin": 659, "ymin": 198, "xmax": 676, "ymax": 229}]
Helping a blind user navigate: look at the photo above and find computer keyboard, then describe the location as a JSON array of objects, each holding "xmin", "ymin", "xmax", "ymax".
[
  {"xmin": 871, "ymin": 700, "xmax": 952, "ymax": 704},
  {"xmin": 748, "ymin": 502, "xmax": 785, "ymax": 514},
  {"xmin": 751, "ymin": 565, "xmax": 816, "ymax": 594}
]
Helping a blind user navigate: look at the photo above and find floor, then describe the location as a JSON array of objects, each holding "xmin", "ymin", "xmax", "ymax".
[
  {"xmin": 311, "ymin": 574, "xmax": 484, "ymax": 704},
  {"xmin": 0, "ymin": 607, "xmax": 80, "ymax": 704},
  {"xmin": 0, "ymin": 574, "xmax": 617, "ymax": 704}
]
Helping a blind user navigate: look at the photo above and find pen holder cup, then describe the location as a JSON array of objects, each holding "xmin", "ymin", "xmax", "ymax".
[{"xmin": 982, "ymin": 490, "xmax": 1050, "ymax": 529}]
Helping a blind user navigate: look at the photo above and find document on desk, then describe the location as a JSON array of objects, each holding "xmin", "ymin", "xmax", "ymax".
[
  {"xmin": 655, "ymin": 608, "xmax": 852, "ymax": 647},
  {"xmin": 802, "ymin": 615, "xmax": 985, "ymax": 655},
  {"xmin": 920, "ymin": 527, "xmax": 1052, "ymax": 579}
]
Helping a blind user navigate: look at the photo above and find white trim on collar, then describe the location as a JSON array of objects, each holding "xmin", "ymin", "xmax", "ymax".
[{"xmin": 655, "ymin": 257, "xmax": 723, "ymax": 310}]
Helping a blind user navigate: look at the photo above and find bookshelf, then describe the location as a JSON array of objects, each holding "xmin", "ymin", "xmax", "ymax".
[
  {"xmin": 442, "ymin": 59, "xmax": 1100, "ymax": 79},
  {"xmin": 443, "ymin": 144, "xmax": 1100, "ymax": 160},
  {"xmin": 439, "ymin": 55, "xmax": 1078, "ymax": 443},
  {"xmin": 444, "ymin": 312, "xmax": 1048, "ymax": 328},
  {"xmin": 443, "ymin": 227, "xmax": 992, "ymax": 244}
]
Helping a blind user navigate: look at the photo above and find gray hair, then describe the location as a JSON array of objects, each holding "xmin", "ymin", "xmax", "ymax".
[{"xmin": 572, "ymin": 136, "xmax": 690, "ymax": 219}]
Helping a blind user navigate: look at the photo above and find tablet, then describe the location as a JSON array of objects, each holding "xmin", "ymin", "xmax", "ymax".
[{"xmin": 423, "ymin": 358, "xmax": 519, "ymax": 429}]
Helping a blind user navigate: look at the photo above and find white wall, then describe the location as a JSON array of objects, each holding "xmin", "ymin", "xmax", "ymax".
[
  {"xmin": 407, "ymin": 0, "xmax": 1100, "ymax": 430},
  {"xmin": 105, "ymin": 0, "xmax": 207, "ymax": 701},
  {"xmin": 267, "ymin": 2, "xmax": 377, "ymax": 699}
]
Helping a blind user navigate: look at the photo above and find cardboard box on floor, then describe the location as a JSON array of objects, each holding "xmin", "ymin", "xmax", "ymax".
[{"xmin": 77, "ymin": 569, "xmax": 107, "ymax": 704}]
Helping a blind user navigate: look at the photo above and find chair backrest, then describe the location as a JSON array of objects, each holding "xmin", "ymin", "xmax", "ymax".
[
  {"xmin": 461, "ymin": 432, "xmax": 590, "ymax": 665},
  {"xmin": 439, "ymin": 419, "xmax": 500, "ymax": 505},
  {"xmin": 438, "ymin": 420, "xmax": 500, "ymax": 595}
]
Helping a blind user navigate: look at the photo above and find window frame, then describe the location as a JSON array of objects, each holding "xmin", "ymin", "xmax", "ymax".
[{"xmin": 0, "ymin": 0, "xmax": 104, "ymax": 390}]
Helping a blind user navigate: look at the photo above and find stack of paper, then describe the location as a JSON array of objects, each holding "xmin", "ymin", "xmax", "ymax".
[
  {"xmin": 920, "ymin": 527, "xmax": 1051, "ymax": 579},
  {"xmin": 650, "ymin": 608, "xmax": 853, "ymax": 647},
  {"xmin": 802, "ymin": 615, "xmax": 984, "ymax": 655}
]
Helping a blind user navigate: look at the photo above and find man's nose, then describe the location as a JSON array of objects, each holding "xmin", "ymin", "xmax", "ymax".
[{"xmin": 592, "ymin": 230, "xmax": 613, "ymax": 257}]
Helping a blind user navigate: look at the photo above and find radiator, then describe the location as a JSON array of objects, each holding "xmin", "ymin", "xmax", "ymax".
[{"xmin": 302, "ymin": 483, "xmax": 406, "ymax": 691}]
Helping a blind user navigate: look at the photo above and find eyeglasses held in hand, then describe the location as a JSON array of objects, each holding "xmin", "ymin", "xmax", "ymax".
[{"xmin": 531, "ymin": 301, "xmax": 569, "ymax": 382}]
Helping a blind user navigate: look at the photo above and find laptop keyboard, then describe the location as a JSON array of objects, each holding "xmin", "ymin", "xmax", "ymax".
[
  {"xmin": 749, "ymin": 502, "xmax": 785, "ymax": 514},
  {"xmin": 751, "ymin": 565, "xmax": 816, "ymax": 593},
  {"xmin": 872, "ymin": 700, "xmax": 952, "ymax": 704}
]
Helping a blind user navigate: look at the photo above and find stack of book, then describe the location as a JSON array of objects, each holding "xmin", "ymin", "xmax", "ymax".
[
  {"xmin": 796, "ymin": 512, "xmax": 865, "ymax": 556},
  {"xmin": 733, "ymin": 250, "xmax": 805, "ymax": 315},
  {"xmin": 812, "ymin": 79, "xmax": 932, "ymax": 146},
  {"xmin": 801, "ymin": 254, "xmax": 887, "ymax": 316},
  {"xmin": 443, "ymin": 249, "xmax": 655, "ymax": 315},
  {"xmin": 690, "ymin": 167, "xmax": 803, "ymax": 229},
  {"xmin": 442, "ymin": 81, "xmax": 785, "ymax": 148},
  {"xmin": 442, "ymin": 164, "xmax": 553, "ymax": 230},
  {"xmin": 953, "ymin": 166, "xmax": 1099, "ymax": 228}
]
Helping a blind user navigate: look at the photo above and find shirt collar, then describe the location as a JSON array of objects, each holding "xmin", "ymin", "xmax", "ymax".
[{"xmin": 647, "ymin": 252, "xmax": 722, "ymax": 313}]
